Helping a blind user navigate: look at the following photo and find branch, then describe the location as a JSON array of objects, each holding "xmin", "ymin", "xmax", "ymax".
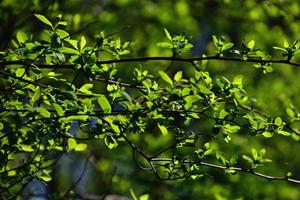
[
  {"xmin": 151, "ymin": 158, "xmax": 300, "ymax": 185},
  {"xmin": 1, "ymin": 55, "xmax": 300, "ymax": 69}
]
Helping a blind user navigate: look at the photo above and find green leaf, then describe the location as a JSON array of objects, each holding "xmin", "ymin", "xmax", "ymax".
[
  {"xmin": 225, "ymin": 168, "xmax": 236, "ymax": 175},
  {"xmin": 163, "ymin": 28, "xmax": 172, "ymax": 40},
  {"xmin": 109, "ymin": 122, "xmax": 120, "ymax": 134},
  {"xmin": 247, "ymin": 40, "xmax": 255, "ymax": 49},
  {"xmin": 252, "ymin": 148, "xmax": 258, "ymax": 160},
  {"xmin": 8, "ymin": 170, "xmax": 17, "ymax": 177},
  {"xmin": 159, "ymin": 70, "xmax": 173, "ymax": 86},
  {"xmin": 15, "ymin": 68, "xmax": 25, "ymax": 77},
  {"xmin": 59, "ymin": 47, "xmax": 80, "ymax": 55},
  {"xmin": 157, "ymin": 42, "xmax": 172, "ymax": 48},
  {"xmin": 219, "ymin": 109, "xmax": 228, "ymax": 119},
  {"xmin": 242, "ymin": 155, "xmax": 253, "ymax": 163},
  {"xmin": 56, "ymin": 29, "xmax": 69, "ymax": 38},
  {"xmin": 16, "ymin": 31, "xmax": 27, "ymax": 44},
  {"xmin": 34, "ymin": 14, "xmax": 53, "ymax": 28},
  {"xmin": 262, "ymin": 131, "xmax": 274, "ymax": 138},
  {"xmin": 104, "ymin": 136, "xmax": 118, "ymax": 149},
  {"xmin": 37, "ymin": 107, "xmax": 51, "ymax": 118},
  {"xmin": 66, "ymin": 39, "xmax": 79, "ymax": 49},
  {"xmin": 119, "ymin": 50, "xmax": 130, "ymax": 55},
  {"xmin": 273, "ymin": 46, "xmax": 287, "ymax": 52},
  {"xmin": 274, "ymin": 117, "xmax": 282, "ymax": 126},
  {"xmin": 174, "ymin": 71, "xmax": 182, "ymax": 82},
  {"xmin": 221, "ymin": 43, "xmax": 234, "ymax": 52},
  {"xmin": 68, "ymin": 138, "xmax": 77, "ymax": 150},
  {"xmin": 31, "ymin": 86, "xmax": 41, "ymax": 104},
  {"xmin": 140, "ymin": 194, "xmax": 150, "ymax": 200},
  {"xmin": 203, "ymin": 148, "xmax": 214, "ymax": 156},
  {"xmin": 52, "ymin": 103, "xmax": 64, "ymax": 117},
  {"xmin": 286, "ymin": 108, "xmax": 295, "ymax": 118},
  {"xmin": 286, "ymin": 172, "xmax": 293, "ymax": 177},
  {"xmin": 75, "ymin": 143, "xmax": 87, "ymax": 151},
  {"xmin": 65, "ymin": 115, "xmax": 89, "ymax": 121},
  {"xmin": 98, "ymin": 95, "xmax": 112, "ymax": 114},
  {"xmin": 277, "ymin": 130, "xmax": 291, "ymax": 136},
  {"xmin": 224, "ymin": 124, "xmax": 240, "ymax": 133},
  {"xmin": 198, "ymin": 85, "xmax": 211, "ymax": 95},
  {"xmin": 20, "ymin": 145, "xmax": 34, "ymax": 152},
  {"xmin": 130, "ymin": 189, "xmax": 138, "ymax": 200},
  {"xmin": 212, "ymin": 35, "xmax": 219, "ymax": 48},
  {"xmin": 40, "ymin": 174, "xmax": 52, "ymax": 182},
  {"xmin": 78, "ymin": 83, "xmax": 93, "ymax": 94},
  {"xmin": 158, "ymin": 123, "xmax": 168, "ymax": 136},
  {"xmin": 80, "ymin": 36, "xmax": 86, "ymax": 50}
]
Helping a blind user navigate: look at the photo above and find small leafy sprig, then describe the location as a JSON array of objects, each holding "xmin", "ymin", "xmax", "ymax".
[{"xmin": 157, "ymin": 28, "xmax": 193, "ymax": 55}]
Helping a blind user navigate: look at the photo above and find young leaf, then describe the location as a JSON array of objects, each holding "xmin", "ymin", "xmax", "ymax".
[
  {"xmin": 75, "ymin": 143, "xmax": 87, "ymax": 151},
  {"xmin": 286, "ymin": 108, "xmax": 295, "ymax": 118},
  {"xmin": 212, "ymin": 35, "xmax": 219, "ymax": 48},
  {"xmin": 31, "ymin": 86, "xmax": 41, "ymax": 104},
  {"xmin": 36, "ymin": 107, "xmax": 51, "ymax": 118},
  {"xmin": 158, "ymin": 123, "xmax": 168, "ymax": 136},
  {"xmin": 16, "ymin": 31, "xmax": 27, "ymax": 44},
  {"xmin": 78, "ymin": 83, "xmax": 93, "ymax": 94},
  {"xmin": 52, "ymin": 103, "xmax": 64, "ymax": 117},
  {"xmin": 163, "ymin": 28, "xmax": 172, "ymax": 40},
  {"xmin": 274, "ymin": 117, "xmax": 282, "ymax": 126},
  {"xmin": 20, "ymin": 145, "xmax": 34, "ymax": 152},
  {"xmin": 15, "ymin": 68, "xmax": 25, "ymax": 77},
  {"xmin": 221, "ymin": 43, "xmax": 234, "ymax": 52},
  {"xmin": 68, "ymin": 138, "xmax": 77, "ymax": 150},
  {"xmin": 39, "ymin": 174, "xmax": 52, "ymax": 182},
  {"xmin": 80, "ymin": 36, "xmax": 86, "ymax": 50},
  {"xmin": 65, "ymin": 115, "xmax": 89, "ymax": 121},
  {"xmin": 59, "ymin": 47, "xmax": 80, "ymax": 55},
  {"xmin": 140, "ymin": 194, "xmax": 150, "ymax": 200},
  {"xmin": 157, "ymin": 42, "xmax": 172, "ymax": 48},
  {"xmin": 104, "ymin": 136, "xmax": 118, "ymax": 149},
  {"xmin": 174, "ymin": 71, "xmax": 183, "ymax": 82},
  {"xmin": 34, "ymin": 14, "xmax": 53, "ymax": 28},
  {"xmin": 247, "ymin": 40, "xmax": 255, "ymax": 49},
  {"xmin": 198, "ymin": 85, "xmax": 211, "ymax": 95},
  {"xmin": 262, "ymin": 131, "xmax": 274, "ymax": 138},
  {"xmin": 98, "ymin": 95, "xmax": 112, "ymax": 114},
  {"xmin": 159, "ymin": 71, "xmax": 173, "ymax": 86},
  {"xmin": 277, "ymin": 130, "xmax": 291, "ymax": 136}
]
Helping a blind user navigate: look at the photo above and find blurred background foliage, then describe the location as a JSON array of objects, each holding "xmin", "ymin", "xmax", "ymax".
[{"xmin": 1, "ymin": 0, "xmax": 300, "ymax": 199}]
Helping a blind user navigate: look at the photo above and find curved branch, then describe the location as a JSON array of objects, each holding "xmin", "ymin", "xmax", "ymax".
[{"xmin": 151, "ymin": 158, "xmax": 300, "ymax": 185}]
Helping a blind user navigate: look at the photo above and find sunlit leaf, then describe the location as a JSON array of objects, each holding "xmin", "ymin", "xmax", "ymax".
[
  {"xmin": 98, "ymin": 95, "xmax": 112, "ymax": 114},
  {"xmin": 34, "ymin": 14, "xmax": 53, "ymax": 28},
  {"xmin": 159, "ymin": 70, "xmax": 173, "ymax": 86}
]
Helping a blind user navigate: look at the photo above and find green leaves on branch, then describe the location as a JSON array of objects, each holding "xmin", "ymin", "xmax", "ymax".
[
  {"xmin": 212, "ymin": 35, "xmax": 234, "ymax": 54},
  {"xmin": 242, "ymin": 148, "xmax": 272, "ymax": 169},
  {"xmin": 2, "ymin": 14, "xmax": 300, "ymax": 196},
  {"xmin": 157, "ymin": 28, "xmax": 193, "ymax": 55},
  {"xmin": 273, "ymin": 40, "xmax": 300, "ymax": 61}
]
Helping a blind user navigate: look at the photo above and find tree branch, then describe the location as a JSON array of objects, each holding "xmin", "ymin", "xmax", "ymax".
[{"xmin": 1, "ymin": 55, "xmax": 300, "ymax": 69}]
